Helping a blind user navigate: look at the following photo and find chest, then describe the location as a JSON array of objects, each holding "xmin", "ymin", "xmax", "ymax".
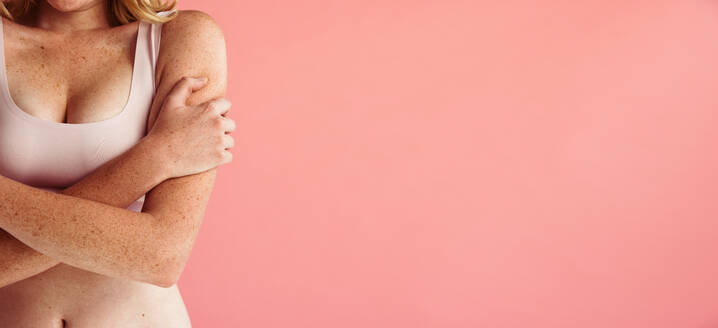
[
  {"xmin": 0, "ymin": 19, "xmax": 157, "ymax": 188},
  {"xmin": 3, "ymin": 27, "xmax": 138, "ymax": 124}
]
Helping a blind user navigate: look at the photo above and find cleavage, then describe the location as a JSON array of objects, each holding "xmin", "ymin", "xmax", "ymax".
[{"xmin": 4, "ymin": 32, "xmax": 135, "ymax": 124}]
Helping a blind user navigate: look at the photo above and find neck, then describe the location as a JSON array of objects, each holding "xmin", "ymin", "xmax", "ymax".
[{"xmin": 22, "ymin": 1, "xmax": 112, "ymax": 32}]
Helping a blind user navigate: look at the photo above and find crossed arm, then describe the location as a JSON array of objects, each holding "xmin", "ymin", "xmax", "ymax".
[
  {"xmin": 0, "ymin": 136, "xmax": 172, "ymax": 287},
  {"xmin": 0, "ymin": 10, "xmax": 227, "ymax": 288}
]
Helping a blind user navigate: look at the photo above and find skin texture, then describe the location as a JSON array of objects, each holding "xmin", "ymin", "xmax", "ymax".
[
  {"xmin": 0, "ymin": 138, "xmax": 167, "ymax": 288},
  {"xmin": 0, "ymin": 0, "xmax": 229, "ymax": 326},
  {"xmin": 0, "ymin": 9, "xmax": 227, "ymax": 286}
]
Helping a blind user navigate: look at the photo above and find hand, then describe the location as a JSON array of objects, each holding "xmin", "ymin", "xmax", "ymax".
[{"xmin": 145, "ymin": 76, "xmax": 236, "ymax": 179}]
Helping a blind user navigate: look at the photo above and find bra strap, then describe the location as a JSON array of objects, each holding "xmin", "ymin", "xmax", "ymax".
[{"xmin": 149, "ymin": 10, "xmax": 176, "ymax": 88}]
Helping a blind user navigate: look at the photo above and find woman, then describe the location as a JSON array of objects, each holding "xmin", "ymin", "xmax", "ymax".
[{"xmin": 0, "ymin": 0, "xmax": 232, "ymax": 326}]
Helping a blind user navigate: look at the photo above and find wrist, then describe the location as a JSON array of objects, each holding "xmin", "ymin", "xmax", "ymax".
[{"xmin": 137, "ymin": 135, "xmax": 174, "ymax": 185}]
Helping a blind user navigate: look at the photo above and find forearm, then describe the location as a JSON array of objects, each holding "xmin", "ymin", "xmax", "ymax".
[
  {"xmin": 0, "ymin": 229, "xmax": 57, "ymax": 287},
  {"xmin": 0, "ymin": 138, "xmax": 178, "ymax": 286},
  {"xmin": 0, "ymin": 137, "xmax": 171, "ymax": 287},
  {"xmin": 62, "ymin": 136, "xmax": 169, "ymax": 208}
]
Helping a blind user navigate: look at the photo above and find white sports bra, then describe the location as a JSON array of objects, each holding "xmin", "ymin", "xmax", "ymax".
[{"xmin": 0, "ymin": 11, "xmax": 173, "ymax": 211}]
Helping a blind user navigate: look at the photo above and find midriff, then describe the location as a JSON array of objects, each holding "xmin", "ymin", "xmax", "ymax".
[{"xmin": 0, "ymin": 264, "xmax": 191, "ymax": 328}]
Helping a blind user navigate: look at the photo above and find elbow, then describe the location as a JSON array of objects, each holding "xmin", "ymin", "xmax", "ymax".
[
  {"xmin": 146, "ymin": 255, "xmax": 185, "ymax": 288},
  {"xmin": 139, "ymin": 232, "xmax": 188, "ymax": 288},
  {"xmin": 145, "ymin": 237, "xmax": 190, "ymax": 288},
  {"xmin": 148, "ymin": 235, "xmax": 194, "ymax": 288},
  {"xmin": 151, "ymin": 270, "xmax": 181, "ymax": 289},
  {"xmin": 141, "ymin": 213, "xmax": 197, "ymax": 288}
]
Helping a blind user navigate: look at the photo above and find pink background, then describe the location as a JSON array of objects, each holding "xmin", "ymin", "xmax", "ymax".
[{"xmin": 177, "ymin": 0, "xmax": 718, "ymax": 327}]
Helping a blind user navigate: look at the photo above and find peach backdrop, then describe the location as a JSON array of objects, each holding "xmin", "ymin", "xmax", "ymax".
[{"xmin": 177, "ymin": 0, "xmax": 718, "ymax": 327}]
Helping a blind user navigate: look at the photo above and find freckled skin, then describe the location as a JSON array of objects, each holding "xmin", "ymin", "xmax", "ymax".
[
  {"xmin": 0, "ymin": 1, "xmax": 228, "ymax": 327},
  {"xmin": 6, "ymin": 24, "xmax": 138, "ymax": 123}
]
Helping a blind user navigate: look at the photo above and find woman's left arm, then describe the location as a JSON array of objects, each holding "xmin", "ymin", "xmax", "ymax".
[{"xmin": 137, "ymin": 10, "xmax": 230, "ymax": 286}]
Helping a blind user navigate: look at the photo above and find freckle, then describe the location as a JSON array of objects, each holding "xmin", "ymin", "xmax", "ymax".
[
  {"xmin": 40, "ymin": 45, "xmax": 44, "ymax": 50},
  {"xmin": 141, "ymin": 313, "xmax": 145, "ymax": 317}
]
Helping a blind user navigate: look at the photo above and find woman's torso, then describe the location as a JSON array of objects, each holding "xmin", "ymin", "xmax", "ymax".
[
  {"xmin": 0, "ymin": 265, "xmax": 190, "ymax": 328},
  {"xmin": 0, "ymin": 11, "xmax": 192, "ymax": 328}
]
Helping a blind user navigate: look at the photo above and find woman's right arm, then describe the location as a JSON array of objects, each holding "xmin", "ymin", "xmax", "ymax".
[{"xmin": 0, "ymin": 77, "xmax": 234, "ymax": 288}]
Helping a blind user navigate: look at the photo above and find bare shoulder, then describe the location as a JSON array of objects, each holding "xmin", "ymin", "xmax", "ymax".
[
  {"xmin": 156, "ymin": 10, "xmax": 226, "ymax": 83},
  {"xmin": 154, "ymin": 9, "xmax": 227, "ymax": 106},
  {"xmin": 147, "ymin": 9, "xmax": 227, "ymax": 130},
  {"xmin": 160, "ymin": 10, "xmax": 225, "ymax": 49}
]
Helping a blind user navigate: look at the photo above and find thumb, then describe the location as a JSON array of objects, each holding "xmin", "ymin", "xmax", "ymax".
[{"xmin": 163, "ymin": 76, "xmax": 208, "ymax": 109}]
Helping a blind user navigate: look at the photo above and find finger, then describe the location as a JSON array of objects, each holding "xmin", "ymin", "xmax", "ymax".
[
  {"xmin": 220, "ymin": 150, "xmax": 233, "ymax": 165},
  {"xmin": 222, "ymin": 134, "xmax": 235, "ymax": 149},
  {"xmin": 163, "ymin": 76, "xmax": 208, "ymax": 109},
  {"xmin": 206, "ymin": 98, "xmax": 231, "ymax": 116},
  {"xmin": 221, "ymin": 116, "xmax": 236, "ymax": 133}
]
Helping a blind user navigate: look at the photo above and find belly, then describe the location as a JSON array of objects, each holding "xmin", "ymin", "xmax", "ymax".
[{"xmin": 0, "ymin": 264, "xmax": 191, "ymax": 328}]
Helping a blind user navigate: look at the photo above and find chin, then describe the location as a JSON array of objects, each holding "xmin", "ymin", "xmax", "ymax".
[{"xmin": 46, "ymin": 0, "xmax": 101, "ymax": 12}]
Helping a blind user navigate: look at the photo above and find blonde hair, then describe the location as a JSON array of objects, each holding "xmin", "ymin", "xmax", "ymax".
[{"xmin": 0, "ymin": 0, "xmax": 177, "ymax": 25}]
